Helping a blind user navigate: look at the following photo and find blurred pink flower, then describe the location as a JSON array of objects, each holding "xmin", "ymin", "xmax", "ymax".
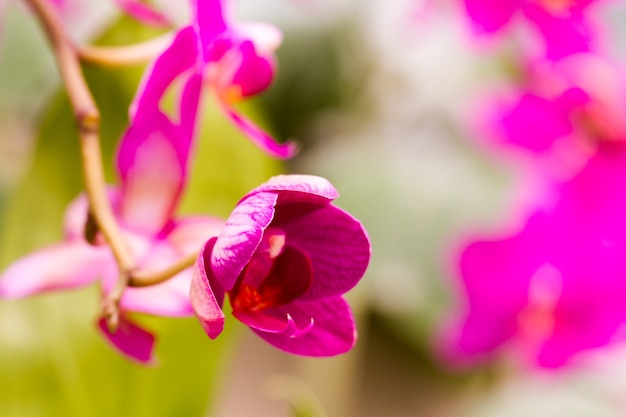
[
  {"xmin": 444, "ymin": 141, "xmax": 626, "ymax": 368},
  {"xmin": 463, "ymin": 0, "xmax": 601, "ymax": 60},
  {"xmin": 131, "ymin": 0, "xmax": 296, "ymax": 159},
  {"xmin": 481, "ymin": 54, "xmax": 626, "ymax": 177},
  {"xmin": 190, "ymin": 175, "xmax": 371, "ymax": 356},
  {"xmin": 0, "ymin": 97, "xmax": 224, "ymax": 363}
]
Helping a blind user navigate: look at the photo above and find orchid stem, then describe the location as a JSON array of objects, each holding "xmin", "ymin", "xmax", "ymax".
[
  {"xmin": 130, "ymin": 251, "xmax": 199, "ymax": 287},
  {"xmin": 77, "ymin": 32, "xmax": 174, "ymax": 67},
  {"xmin": 26, "ymin": 0, "xmax": 136, "ymax": 328},
  {"xmin": 26, "ymin": 0, "xmax": 194, "ymax": 330}
]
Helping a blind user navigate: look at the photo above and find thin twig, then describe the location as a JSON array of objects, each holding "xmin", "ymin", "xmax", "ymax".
[
  {"xmin": 130, "ymin": 251, "xmax": 199, "ymax": 287},
  {"xmin": 77, "ymin": 32, "xmax": 174, "ymax": 67},
  {"xmin": 26, "ymin": 0, "xmax": 136, "ymax": 328}
]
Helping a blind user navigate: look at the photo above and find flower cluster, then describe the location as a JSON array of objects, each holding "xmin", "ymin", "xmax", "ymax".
[
  {"xmin": 445, "ymin": 0, "xmax": 626, "ymax": 368},
  {"xmin": 0, "ymin": 0, "xmax": 369, "ymax": 363}
]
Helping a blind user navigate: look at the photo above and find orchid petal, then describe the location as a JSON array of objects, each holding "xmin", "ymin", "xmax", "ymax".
[
  {"xmin": 191, "ymin": 238, "xmax": 226, "ymax": 339},
  {"xmin": 211, "ymin": 192, "xmax": 278, "ymax": 291},
  {"xmin": 253, "ymin": 297, "xmax": 356, "ymax": 357},
  {"xmin": 130, "ymin": 27, "xmax": 197, "ymax": 119},
  {"xmin": 98, "ymin": 315, "xmax": 155, "ymax": 365},
  {"xmin": 193, "ymin": 0, "xmax": 229, "ymax": 58},
  {"xmin": 228, "ymin": 40, "xmax": 275, "ymax": 98},
  {"xmin": 523, "ymin": 3, "xmax": 593, "ymax": 60},
  {"xmin": 116, "ymin": 112, "xmax": 186, "ymax": 234},
  {"xmin": 252, "ymin": 174, "xmax": 339, "ymax": 202},
  {"xmin": 499, "ymin": 93, "xmax": 573, "ymax": 153},
  {"xmin": 219, "ymin": 100, "xmax": 298, "ymax": 159},
  {"xmin": 0, "ymin": 242, "xmax": 107, "ymax": 299},
  {"xmin": 167, "ymin": 215, "xmax": 225, "ymax": 256},
  {"xmin": 114, "ymin": 0, "xmax": 171, "ymax": 28},
  {"xmin": 464, "ymin": 0, "xmax": 520, "ymax": 33},
  {"xmin": 273, "ymin": 204, "xmax": 371, "ymax": 301}
]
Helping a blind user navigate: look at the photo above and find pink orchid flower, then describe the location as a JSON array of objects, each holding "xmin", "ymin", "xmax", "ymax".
[
  {"xmin": 444, "ymin": 141, "xmax": 626, "ymax": 368},
  {"xmin": 131, "ymin": 0, "xmax": 296, "ymax": 159},
  {"xmin": 0, "ymin": 88, "xmax": 223, "ymax": 363},
  {"xmin": 482, "ymin": 54, "xmax": 626, "ymax": 175},
  {"xmin": 463, "ymin": 0, "xmax": 601, "ymax": 60},
  {"xmin": 190, "ymin": 175, "xmax": 371, "ymax": 356}
]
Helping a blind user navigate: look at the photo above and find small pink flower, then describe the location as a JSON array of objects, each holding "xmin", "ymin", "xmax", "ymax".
[
  {"xmin": 190, "ymin": 175, "xmax": 371, "ymax": 356},
  {"xmin": 443, "ymin": 141, "xmax": 626, "ymax": 368},
  {"xmin": 130, "ymin": 0, "xmax": 295, "ymax": 159},
  {"xmin": 463, "ymin": 0, "xmax": 601, "ymax": 60},
  {"xmin": 0, "ymin": 95, "xmax": 223, "ymax": 363}
]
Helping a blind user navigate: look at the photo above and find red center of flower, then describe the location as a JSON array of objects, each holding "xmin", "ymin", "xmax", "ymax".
[
  {"xmin": 229, "ymin": 228, "xmax": 312, "ymax": 312},
  {"xmin": 535, "ymin": 0, "xmax": 575, "ymax": 16}
]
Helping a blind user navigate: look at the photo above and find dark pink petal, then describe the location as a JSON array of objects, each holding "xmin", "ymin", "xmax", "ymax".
[
  {"xmin": 464, "ymin": 0, "xmax": 520, "ymax": 33},
  {"xmin": 229, "ymin": 40, "xmax": 275, "ymax": 97},
  {"xmin": 253, "ymin": 296, "xmax": 356, "ymax": 357},
  {"xmin": 179, "ymin": 72, "xmax": 203, "ymax": 148},
  {"xmin": 523, "ymin": 3, "xmax": 593, "ymax": 60},
  {"xmin": 498, "ymin": 93, "xmax": 573, "ymax": 153},
  {"xmin": 211, "ymin": 192, "xmax": 278, "ymax": 291},
  {"xmin": 251, "ymin": 175, "xmax": 339, "ymax": 202},
  {"xmin": 193, "ymin": 0, "xmax": 228, "ymax": 60},
  {"xmin": 451, "ymin": 216, "xmax": 550, "ymax": 358},
  {"xmin": 97, "ymin": 315, "xmax": 155, "ymax": 365},
  {"xmin": 114, "ymin": 0, "xmax": 171, "ymax": 27},
  {"xmin": 116, "ymin": 112, "xmax": 186, "ymax": 234},
  {"xmin": 191, "ymin": 238, "xmax": 226, "ymax": 339},
  {"xmin": 130, "ymin": 27, "xmax": 197, "ymax": 119},
  {"xmin": 273, "ymin": 204, "xmax": 371, "ymax": 300},
  {"xmin": 233, "ymin": 245, "xmax": 312, "ymax": 308},
  {"xmin": 0, "ymin": 242, "xmax": 107, "ymax": 298},
  {"xmin": 219, "ymin": 101, "xmax": 298, "ymax": 159}
]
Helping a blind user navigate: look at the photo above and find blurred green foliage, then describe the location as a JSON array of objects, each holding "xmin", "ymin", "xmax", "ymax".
[{"xmin": 0, "ymin": 13, "xmax": 281, "ymax": 417}]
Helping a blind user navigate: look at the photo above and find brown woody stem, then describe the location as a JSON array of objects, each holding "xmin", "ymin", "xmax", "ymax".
[{"xmin": 25, "ymin": 0, "xmax": 194, "ymax": 330}]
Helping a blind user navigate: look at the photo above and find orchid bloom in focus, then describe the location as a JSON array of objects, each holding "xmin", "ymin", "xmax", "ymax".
[
  {"xmin": 444, "ymin": 141, "xmax": 626, "ymax": 368},
  {"xmin": 463, "ymin": 0, "xmax": 601, "ymax": 60},
  {"xmin": 131, "ymin": 0, "xmax": 295, "ymax": 159},
  {"xmin": 0, "ymin": 91, "xmax": 224, "ymax": 363},
  {"xmin": 190, "ymin": 175, "xmax": 371, "ymax": 356}
]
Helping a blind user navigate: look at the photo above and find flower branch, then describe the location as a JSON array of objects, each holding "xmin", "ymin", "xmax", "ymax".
[{"xmin": 77, "ymin": 32, "xmax": 174, "ymax": 67}]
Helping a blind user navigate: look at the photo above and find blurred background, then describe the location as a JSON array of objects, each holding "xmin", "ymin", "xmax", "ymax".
[{"xmin": 3, "ymin": 0, "xmax": 626, "ymax": 416}]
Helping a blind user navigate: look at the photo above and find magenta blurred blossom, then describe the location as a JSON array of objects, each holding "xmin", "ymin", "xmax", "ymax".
[
  {"xmin": 0, "ymin": 103, "xmax": 224, "ymax": 363},
  {"xmin": 130, "ymin": 0, "xmax": 296, "ymax": 159},
  {"xmin": 463, "ymin": 0, "xmax": 601, "ymax": 60},
  {"xmin": 190, "ymin": 175, "xmax": 371, "ymax": 356},
  {"xmin": 481, "ymin": 54, "xmax": 626, "ymax": 176},
  {"xmin": 444, "ymin": 141, "xmax": 626, "ymax": 368}
]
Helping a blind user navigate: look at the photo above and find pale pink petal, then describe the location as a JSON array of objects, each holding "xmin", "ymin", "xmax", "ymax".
[
  {"xmin": 0, "ymin": 242, "xmax": 108, "ymax": 299},
  {"xmin": 116, "ymin": 112, "xmax": 186, "ymax": 234},
  {"xmin": 253, "ymin": 296, "xmax": 356, "ymax": 357},
  {"xmin": 274, "ymin": 204, "xmax": 371, "ymax": 301},
  {"xmin": 120, "ymin": 241, "xmax": 194, "ymax": 317},
  {"xmin": 220, "ymin": 101, "xmax": 298, "ymax": 159},
  {"xmin": 191, "ymin": 238, "xmax": 226, "ymax": 339},
  {"xmin": 98, "ymin": 315, "xmax": 155, "ymax": 364},
  {"xmin": 114, "ymin": 0, "xmax": 171, "ymax": 27},
  {"xmin": 167, "ymin": 215, "xmax": 225, "ymax": 256},
  {"xmin": 63, "ymin": 189, "xmax": 121, "ymax": 241},
  {"xmin": 252, "ymin": 175, "xmax": 338, "ymax": 201},
  {"xmin": 211, "ymin": 192, "xmax": 278, "ymax": 291}
]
